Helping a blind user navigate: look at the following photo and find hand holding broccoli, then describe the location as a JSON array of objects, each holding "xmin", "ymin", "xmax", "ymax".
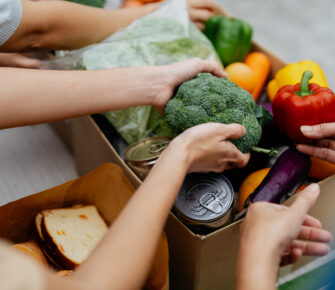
[
  {"xmin": 166, "ymin": 122, "xmax": 250, "ymax": 173},
  {"xmin": 150, "ymin": 58, "xmax": 227, "ymax": 114},
  {"xmin": 165, "ymin": 73, "xmax": 274, "ymax": 155}
]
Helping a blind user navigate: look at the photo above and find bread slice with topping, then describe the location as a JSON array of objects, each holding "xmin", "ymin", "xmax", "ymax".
[{"xmin": 37, "ymin": 205, "xmax": 108, "ymax": 269}]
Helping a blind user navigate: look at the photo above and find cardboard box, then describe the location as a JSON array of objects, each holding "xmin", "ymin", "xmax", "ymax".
[
  {"xmin": 50, "ymin": 119, "xmax": 75, "ymax": 152},
  {"xmin": 0, "ymin": 163, "xmax": 169, "ymax": 290},
  {"xmin": 72, "ymin": 114, "xmax": 335, "ymax": 289},
  {"xmin": 69, "ymin": 41, "xmax": 335, "ymax": 289}
]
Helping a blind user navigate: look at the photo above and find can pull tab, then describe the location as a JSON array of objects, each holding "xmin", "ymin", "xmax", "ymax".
[
  {"xmin": 199, "ymin": 193, "xmax": 224, "ymax": 214},
  {"xmin": 149, "ymin": 141, "xmax": 169, "ymax": 154}
]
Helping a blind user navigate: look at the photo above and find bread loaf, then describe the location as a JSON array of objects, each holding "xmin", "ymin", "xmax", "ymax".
[
  {"xmin": 11, "ymin": 241, "xmax": 48, "ymax": 266},
  {"xmin": 36, "ymin": 205, "xmax": 108, "ymax": 269}
]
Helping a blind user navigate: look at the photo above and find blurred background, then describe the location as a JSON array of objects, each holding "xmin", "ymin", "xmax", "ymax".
[
  {"xmin": 219, "ymin": 0, "xmax": 335, "ymax": 88},
  {"xmin": 0, "ymin": 0, "xmax": 334, "ymax": 204}
]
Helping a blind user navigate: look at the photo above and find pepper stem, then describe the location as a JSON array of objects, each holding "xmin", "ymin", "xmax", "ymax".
[
  {"xmin": 251, "ymin": 147, "xmax": 278, "ymax": 157},
  {"xmin": 295, "ymin": 70, "xmax": 314, "ymax": 97}
]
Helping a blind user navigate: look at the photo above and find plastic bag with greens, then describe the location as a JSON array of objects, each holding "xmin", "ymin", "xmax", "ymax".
[{"xmin": 42, "ymin": 0, "xmax": 219, "ymax": 145}]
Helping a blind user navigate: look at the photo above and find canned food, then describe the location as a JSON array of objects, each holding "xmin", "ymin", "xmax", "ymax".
[
  {"xmin": 174, "ymin": 173, "xmax": 234, "ymax": 233},
  {"xmin": 124, "ymin": 137, "xmax": 171, "ymax": 180}
]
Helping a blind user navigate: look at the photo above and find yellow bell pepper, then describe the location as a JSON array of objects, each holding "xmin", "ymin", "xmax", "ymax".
[{"xmin": 267, "ymin": 60, "xmax": 328, "ymax": 102}]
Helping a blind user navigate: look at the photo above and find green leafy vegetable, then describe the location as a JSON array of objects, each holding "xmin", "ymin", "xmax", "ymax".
[{"xmin": 165, "ymin": 74, "xmax": 274, "ymax": 154}]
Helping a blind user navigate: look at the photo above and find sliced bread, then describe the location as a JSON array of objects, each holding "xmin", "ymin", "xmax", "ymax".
[{"xmin": 36, "ymin": 205, "xmax": 108, "ymax": 269}]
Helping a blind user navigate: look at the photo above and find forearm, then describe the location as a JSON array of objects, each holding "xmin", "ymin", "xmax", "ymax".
[
  {"xmin": 74, "ymin": 141, "xmax": 189, "ymax": 289},
  {"xmin": 1, "ymin": 0, "xmax": 158, "ymax": 52},
  {"xmin": 236, "ymin": 239, "xmax": 279, "ymax": 290},
  {"xmin": 0, "ymin": 67, "xmax": 158, "ymax": 129}
]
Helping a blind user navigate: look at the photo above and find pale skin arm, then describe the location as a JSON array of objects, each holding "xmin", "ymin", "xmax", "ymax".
[
  {"xmin": 1, "ymin": 0, "xmax": 225, "ymax": 52},
  {"xmin": 1, "ymin": 0, "xmax": 158, "ymax": 52},
  {"xmin": 297, "ymin": 123, "xmax": 335, "ymax": 164},
  {"xmin": 0, "ymin": 58, "xmax": 226, "ymax": 129},
  {"xmin": 44, "ymin": 123, "xmax": 250, "ymax": 290},
  {"xmin": 236, "ymin": 184, "xmax": 332, "ymax": 290}
]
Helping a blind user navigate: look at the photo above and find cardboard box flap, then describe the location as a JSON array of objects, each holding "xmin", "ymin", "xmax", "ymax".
[{"xmin": 0, "ymin": 163, "xmax": 169, "ymax": 290}]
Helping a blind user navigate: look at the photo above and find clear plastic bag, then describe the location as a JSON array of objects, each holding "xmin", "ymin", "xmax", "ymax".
[{"xmin": 41, "ymin": 0, "xmax": 219, "ymax": 144}]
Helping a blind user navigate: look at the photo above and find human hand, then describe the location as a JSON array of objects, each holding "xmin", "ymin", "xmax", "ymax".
[
  {"xmin": 297, "ymin": 123, "xmax": 335, "ymax": 164},
  {"xmin": 150, "ymin": 58, "xmax": 226, "ymax": 113},
  {"xmin": 170, "ymin": 122, "xmax": 250, "ymax": 173},
  {"xmin": 239, "ymin": 184, "xmax": 331, "ymax": 267},
  {"xmin": 0, "ymin": 53, "xmax": 40, "ymax": 69},
  {"xmin": 187, "ymin": 0, "xmax": 226, "ymax": 30}
]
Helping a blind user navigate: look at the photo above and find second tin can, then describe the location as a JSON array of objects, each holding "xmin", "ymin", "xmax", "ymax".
[
  {"xmin": 174, "ymin": 173, "xmax": 234, "ymax": 233},
  {"xmin": 124, "ymin": 137, "xmax": 171, "ymax": 180}
]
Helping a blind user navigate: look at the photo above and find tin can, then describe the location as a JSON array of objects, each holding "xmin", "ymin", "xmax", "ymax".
[
  {"xmin": 124, "ymin": 137, "xmax": 171, "ymax": 180},
  {"xmin": 174, "ymin": 173, "xmax": 234, "ymax": 233}
]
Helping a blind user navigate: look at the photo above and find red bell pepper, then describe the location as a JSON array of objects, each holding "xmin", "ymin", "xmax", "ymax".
[{"xmin": 273, "ymin": 70, "xmax": 335, "ymax": 143}]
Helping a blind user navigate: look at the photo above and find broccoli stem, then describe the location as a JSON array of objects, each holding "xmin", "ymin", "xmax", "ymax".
[{"xmin": 251, "ymin": 147, "xmax": 278, "ymax": 157}]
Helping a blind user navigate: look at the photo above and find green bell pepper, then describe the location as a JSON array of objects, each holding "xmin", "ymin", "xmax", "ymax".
[{"xmin": 205, "ymin": 15, "xmax": 253, "ymax": 67}]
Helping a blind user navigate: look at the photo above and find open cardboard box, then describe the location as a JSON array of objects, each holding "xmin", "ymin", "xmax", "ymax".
[
  {"xmin": 0, "ymin": 163, "xmax": 169, "ymax": 290},
  {"xmin": 66, "ymin": 42, "xmax": 335, "ymax": 289}
]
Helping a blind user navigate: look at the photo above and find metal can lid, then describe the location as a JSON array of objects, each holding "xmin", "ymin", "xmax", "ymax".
[
  {"xmin": 124, "ymin": 137, "xmax": 171, "ymax": 162},
  {"xmin": 175, "ymin": 173, "xmax": 234, "ymax": 222}
]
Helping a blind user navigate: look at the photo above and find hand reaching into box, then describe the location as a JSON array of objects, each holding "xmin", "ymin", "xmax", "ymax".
[{"xmin": 236, "ymin": 184, "xmax": 332, "ymax": 290}]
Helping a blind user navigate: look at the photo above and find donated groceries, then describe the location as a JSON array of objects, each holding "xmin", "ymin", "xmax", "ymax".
[
  {"xmin": 42, "ymin": 0, "xmax": 334, "ymax": 233},
  {"xmin": 204, "ymin": 15, "xmax": 253, "ymax": 67},
  {"xmin": 164, "ymin": 73, "xmax": 274, "ymax": 155},
  {"xmin": 273, "ymin": 70, "xmax": 335, "ymax": 143},
  {"xmin": 35, "ymin": 205, "xmax": 108, "ymax": 269},
  {"xmin": 245, "ymin": 148, "xmax": 310, "ymax": 206},
  {"xmin": 44, "ymin": 0, "xmax": 219, "ymax": 145},
  {"xmin": 267, "ymin": 60, "xmax": 329, "ymax": 101}
]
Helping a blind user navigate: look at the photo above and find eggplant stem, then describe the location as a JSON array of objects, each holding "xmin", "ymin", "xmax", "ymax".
[{"xmin": 251, "ymin": 147, "xmax": 278, "ymax": 157}]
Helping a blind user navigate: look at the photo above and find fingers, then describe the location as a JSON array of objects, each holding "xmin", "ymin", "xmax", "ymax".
[
  {"xmin": 315, "ymin": 139, "xmax": 335, "ymax": 150},
  {"xmin": 193, "ymin": 22, "xmax": 205, "ymax": 31},
  {"xmin": 189, "ymin": 8, "xmax": 213, "ymax": 23},
  {"xmin": 188, "ymin": 0, "xmax": 224, "ymax": 13},
  {"xmin": 296, "ymin": 144, "xmax": 335, "ymax": 164},
  {"xmin": 301, "ymin": 123, "xmax": 335, "ymax": 139},
  {"xmin": 297, "ymin": 226, "xmax": 332, "ymax": 243},
  {"xmin": 289, "ymin": 184, "xmax": 320, "ymax": 222},
  {"xmin": 280, "ymin": 248, "xmax": 303, "ymax": 266},
  {"xmin": 291, "ymin": 240, "xmax": 330, "ymax": 256},
  {"xmin": 217, "ymin": 123, "xmax": 246, "ymax": 140},
  {"xmin": 168, "ymin": 58, "xmax": 227, "ymax": 88},
  {"xmin": 303, "ymin": 215, "xmax": 321, "ymax": 228},
  {"xmin": 220, "ymin": 141, "xmax": 250, "ymax": 168},
  {"xmin": 13, "ymin": 54, "xmax": 40, "ymax": 69},
  {"xmin": 194, "ymin": 58, "xmax": 227, "ymax": 78}
]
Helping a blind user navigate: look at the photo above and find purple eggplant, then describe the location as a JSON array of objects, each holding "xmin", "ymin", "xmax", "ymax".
[{"xmin": 246, "ymin": 148, "xmax": 311, "ymax": 206}]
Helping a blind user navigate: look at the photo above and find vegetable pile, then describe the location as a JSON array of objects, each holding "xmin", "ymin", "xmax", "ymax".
[{"xmin": 165, "ymin": 74, "xmax": 273, "ymax": 153}]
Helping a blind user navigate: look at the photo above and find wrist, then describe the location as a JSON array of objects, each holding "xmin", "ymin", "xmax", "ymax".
[
  {"xmin": 236, "ymin": 238, "xmax": 280, "ymax": 290},
  {"xmin": 161, "ymin": 136, "xmax": 192, "ymax": 174}
]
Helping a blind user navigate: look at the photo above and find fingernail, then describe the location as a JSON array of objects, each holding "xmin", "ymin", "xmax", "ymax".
[
  {"xmin": 307, "ymin": 183, "xmax": 320, "ymax": 197},
  {"xmin": 301, "ymin": 126, "xmax": 313, "ymax": 133}
]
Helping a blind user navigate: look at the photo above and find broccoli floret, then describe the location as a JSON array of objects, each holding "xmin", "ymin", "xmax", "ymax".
[
  {"xmin": 165, "ymin": 74, "xmax": 272, "ymax": 154},
  {"xmin": 230, "ymin": 114, "xmax": 262, "ymax": 153}
]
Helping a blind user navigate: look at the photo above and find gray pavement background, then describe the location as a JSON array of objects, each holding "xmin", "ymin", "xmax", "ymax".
[{"xmin": 1, "ymin": 0, "xmax": 334, "ymax": 205}]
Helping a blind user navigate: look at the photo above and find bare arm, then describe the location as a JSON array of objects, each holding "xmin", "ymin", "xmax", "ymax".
[
  {"xmin": 236, "ymin": 184, "xmax": 332, "ymax": 290},
  {"xmin": 0, "ymin": 58, "xmax": 226, "ymax": 129},
  {"xmin": 45, "ymin": 122, "xmax": 249, "ymax": 290},
  {"xmin": 1, "ymin": 0, "xmax": 158, "ymax": 52}
]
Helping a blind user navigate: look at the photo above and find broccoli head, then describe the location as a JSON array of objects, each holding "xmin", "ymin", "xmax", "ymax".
[{"xmin": 165, "ymin": 74, "xmax": 266, "ymax": 153}]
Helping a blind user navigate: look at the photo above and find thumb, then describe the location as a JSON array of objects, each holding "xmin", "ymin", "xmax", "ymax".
[
  {"xmin": 219, "ymin": 123, "xmax": 246, "ymax": 140},
  {"xmin": 289, "ymin": 184, "xmax": 320, "ymax": 223},
  {"xmin": 14, "ymin": 54, "xmax": 40, "ymax": 69}
]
